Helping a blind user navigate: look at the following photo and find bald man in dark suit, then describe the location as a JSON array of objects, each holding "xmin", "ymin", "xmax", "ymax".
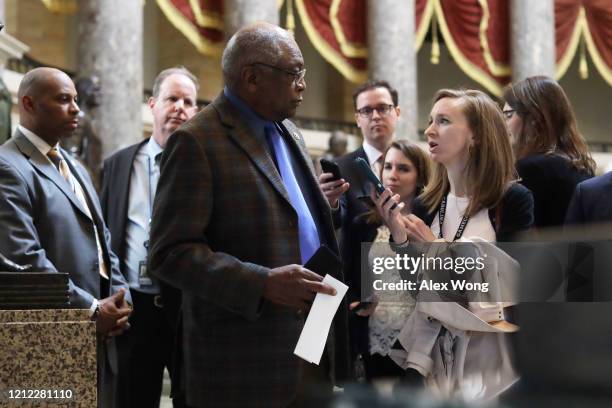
[{"xmin": 149, "ymin": 23, "xmax": 349, "ymax": 407}]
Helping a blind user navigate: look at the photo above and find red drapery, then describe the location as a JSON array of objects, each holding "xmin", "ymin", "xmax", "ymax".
[
  {"xmin": 294, "ymin": 0, "xmax": 433, "ymax": 83},
  {"xmin": 155, "ymin": 0, "xmax": 225, "ymax": 56},
  {"xmin": 155, "ymin": 0, "xmax": 612, "ymax": 93}
]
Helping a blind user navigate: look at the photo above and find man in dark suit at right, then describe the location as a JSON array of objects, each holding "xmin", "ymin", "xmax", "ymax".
[
  {"xmin": 565, "ymin": 172, "xmax": 612, "ymax": 224},
  {"xmin": 331, "ymin": 80, "xmax": 401, "ymax": 375},
  {"xmin": 100, "ymin": 66, "xmax": 199, "ymax": 408}
]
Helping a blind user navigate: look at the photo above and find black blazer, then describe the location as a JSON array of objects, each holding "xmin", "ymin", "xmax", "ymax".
[
  {"xmin": 100, "ymin": 139, "xmax": 147, "ymax": 273},
  {"xmin": 411, "ymin": 183, "xmax": 534, "ymax": 242},
  {"xmin": 517, "ymin": 153, "xmax": 592, "ymax": 228},
  {"xmin": 565, "ymin": 172, "xmax": 612, "ymax": 225},
  {"xmin": 336, "ymin": 147, "xmax": 373, "ymax": 300}
]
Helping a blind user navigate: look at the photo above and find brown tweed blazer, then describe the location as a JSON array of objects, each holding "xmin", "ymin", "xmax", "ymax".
[{"xmin": 149, "ymin": 92, "xmax": 349, "ymax": 407}]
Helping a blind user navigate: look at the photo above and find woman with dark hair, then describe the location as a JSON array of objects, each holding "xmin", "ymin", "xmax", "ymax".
[
  {"xmin": 373, "ymin": 89, "xmax": 534, "ymax": 399},
  {"xmin": 503, "ymin": 75, "xmax": 595, "ymax": 228},
  {"xmin": 346, "ymin": 140, "xmax": 431, "ymax": 381}
]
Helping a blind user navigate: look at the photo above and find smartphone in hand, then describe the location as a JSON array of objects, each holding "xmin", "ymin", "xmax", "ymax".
[
  {"xmin": 354, "ymin": 157, "xmax": 384, "ymax": 194},
  {"xmin": 320, "ymin": 158, "xmax": 342, "ymax": 181},
  {"xmin": 355, "ymin": 157, "xmax": 397, "ymax": 210}
]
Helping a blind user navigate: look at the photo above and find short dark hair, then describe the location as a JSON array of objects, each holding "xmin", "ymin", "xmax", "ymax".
[
  {"xmin": 152, "ymin": 66, "xmax": 199, "ymax": 98},
  {"xmin": 352, "ymin": 80, "xmax": 399, "ymax": 110}
]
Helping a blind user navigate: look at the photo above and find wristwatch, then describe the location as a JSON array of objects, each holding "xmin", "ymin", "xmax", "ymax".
[{"xmin": 91, "ymin": 304, "xmax": 100, "ymax": 321}]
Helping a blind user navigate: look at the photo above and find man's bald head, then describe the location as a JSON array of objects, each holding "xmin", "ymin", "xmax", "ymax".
[
  {"xmin": 17, "ymin": 67, "xmax": 72, "ymax": 103},
  {"xmin": 18, "ymin": 67, "xmax": 80, "ymax": 146},
  {"xmin": 221, "ymin": 22, "xmax": 299, "ymax": 91}
]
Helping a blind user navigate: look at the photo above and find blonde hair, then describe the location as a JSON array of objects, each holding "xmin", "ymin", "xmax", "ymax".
[{"xmin": 420, "ymin": 89, "xmax": 517, "ymax": 217}]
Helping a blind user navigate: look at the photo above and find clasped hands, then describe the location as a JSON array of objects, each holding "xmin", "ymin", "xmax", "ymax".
[{"xmin": 96, "ymin": 288, "xmax": 132, "ymax": 337}]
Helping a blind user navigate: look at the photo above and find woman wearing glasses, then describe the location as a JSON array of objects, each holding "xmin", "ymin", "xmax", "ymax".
[
  {"xmin": 502, "ymin": 76, "xmax": 595, "ymax": 228},
  {"xmin": 373, "ymin": 89, "xmax": 533, "ymax": 399}
]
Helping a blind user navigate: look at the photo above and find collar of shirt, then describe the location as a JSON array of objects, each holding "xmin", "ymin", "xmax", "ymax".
[
  {"xmin": 146, "ymin": 136, "xmax": 164, "ymax": 165},
  {"xmin": 362, "ymin": 140, "xmax": 384, "ymax": 165},
  {"xmin": 223, "ymin": 86, "xmax": 274, "ymax": 142},
  {"xmin": 18, "ymin": 124, "xmax": 59, "ymax": 158}
]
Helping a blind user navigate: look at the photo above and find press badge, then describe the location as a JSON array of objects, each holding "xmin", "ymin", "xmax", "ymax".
[{"xmin": 138, "ymin": 260, "xmax": 153, "ymax": 286}]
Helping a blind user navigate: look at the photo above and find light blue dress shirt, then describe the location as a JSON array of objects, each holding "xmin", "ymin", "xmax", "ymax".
[{"xmin": 124, "ymin": 137, "xmax": 163, "ymax": 293}]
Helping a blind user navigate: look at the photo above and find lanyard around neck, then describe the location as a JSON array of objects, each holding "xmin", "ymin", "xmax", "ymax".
[{"xmin": 438, "ymin": 194, "xmax": 470, "ymax": 241}]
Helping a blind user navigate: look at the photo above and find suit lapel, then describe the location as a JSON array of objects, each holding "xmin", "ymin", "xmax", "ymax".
[
  {"xmin": 13, "ymin": 132, "xmax": 92, "ymax": 220},
  {"xmin": 213, "ymin": 94, "xmax": 292, "ymax": 205},
  {"xmin": 64, "ymin": 151, "xmax": 100, "ymax": 222},
  {"xmin": 278, "ymin": 121, "xmax": 339, "ymax": 253}
]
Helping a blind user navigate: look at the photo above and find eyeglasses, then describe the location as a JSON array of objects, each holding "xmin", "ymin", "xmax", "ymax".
[
  {"xmin": 356, "ymin": 104, "xmax": 396, "ymax": 119},
  {"xmin": 251, "ymin": 62, "xmax": 306, "ymax": 86},
  {"xmin": 502, "ymin": 109, "xmax": 516, "ymax": 119}
]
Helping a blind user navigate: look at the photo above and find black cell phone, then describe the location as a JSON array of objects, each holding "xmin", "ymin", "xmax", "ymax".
[
  {"xmin": 354, "ymin": 157, "xmax": 397, "ymax": 210},
  {"xmin": 354, "ymin": 157, "xmax": 384, "ymax": 194},
  {"xmin": 303, "ymin": 245, "xmax": 342, "ymax": 279},
  {"xmin": 320, "ymin": 158, "xmax": 342, "ymax": 181}
]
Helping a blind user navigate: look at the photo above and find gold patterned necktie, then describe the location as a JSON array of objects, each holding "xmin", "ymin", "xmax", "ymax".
[
  {"xmin": 47, "ymin": 147, "xmax": 72, "ymax": 186},
  {"xmin": 47, "ymin": 147, "xmax": 109, "ymax": 280}
]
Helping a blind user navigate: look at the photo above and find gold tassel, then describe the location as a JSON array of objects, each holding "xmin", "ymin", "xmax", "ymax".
[
  {"xmin": 286, "ymin": 0, "xmax": 296, "ymax": 34},
  {"xmin": 578, "ymin": 33, "xmax": 589, "ymax": 79},
  {"xmin": 431, "ymin": 15, "xmax": 440, "ymax": 65}
]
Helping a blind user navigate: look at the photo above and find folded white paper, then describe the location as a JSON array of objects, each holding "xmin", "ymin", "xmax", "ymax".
[{"xmin": 294, "ymin": 274, "xmax": 348, "ymax": 364}]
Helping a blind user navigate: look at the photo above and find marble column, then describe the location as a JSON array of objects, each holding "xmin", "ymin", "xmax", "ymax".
[
  {"xmin": 77, "ymin": 0, "xmax": 143, "ymax": 158},
  {"xmin": 367, "ymin": 0, "xmax": 417, "ymax": 141},
  {"xmin": 223, "ymin": 0, "xmax": 279, "ymax": 40},
  {"xmin": 510, "ymin": 0, "xmax": 555, "ymax": 81},
  {"xmin": 0, "ymin": 0, "xmax": 5, "ymax": 25}
]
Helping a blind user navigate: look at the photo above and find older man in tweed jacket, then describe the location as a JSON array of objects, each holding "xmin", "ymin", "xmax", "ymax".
[{"xmin": 149, "ymin": 22, "xmax": 349, "ymax": 407}]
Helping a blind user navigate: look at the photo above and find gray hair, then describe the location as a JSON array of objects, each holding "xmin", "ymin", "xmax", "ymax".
[
  {"xmin": 151, "ymin": 66, "xmax": 199, "ymax": 97},
  {"xmin": 221, "ymin": 22, "xmax": 294, "ymax": 89}
]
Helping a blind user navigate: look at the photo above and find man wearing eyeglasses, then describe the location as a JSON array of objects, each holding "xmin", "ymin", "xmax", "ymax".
[
  {"xmin": 330, "ymin": 80, "xmax": 400, "ymax": 378},
  {"xmin": 148, "ymin": 22, "xmax": 348, "ymax": 407}
]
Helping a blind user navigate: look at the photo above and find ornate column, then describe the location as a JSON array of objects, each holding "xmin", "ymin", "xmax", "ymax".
[
  {"xmin": 77, "ymin": 0, "xmax": 143, "ymax": 157},
  {"xmin": 510, "ymin": 0, "xmax": 555, "ymax": 81},
  {"xmin": 223, "ymin": 0, "xmax": 279, "ymax": 40},
  {"xmin": 367, "ymin": 0, "xmax": 417, "ymax": 141}
]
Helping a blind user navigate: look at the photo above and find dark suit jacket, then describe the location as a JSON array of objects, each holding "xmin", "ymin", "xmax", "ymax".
[
  {"xmin": 0, "ymin": 130, "xmax": 130, "ymax": 305},
  {"xmin": 335, "ymin": 148, "xmax": 376, "ymax": 363},
  {"xmin": 565, "ymin": 172, "xmax": 612, "ymax": 224},
  {"xmin": 336, "ymin": 147, "xmax": 371, "ymax": 303},
  {"xmin": 148, "ymin": 92, "xmax": 349, "ymax": 407},
  {"xmin": 100, "ymin": 139, "xmax": 147, "ymax": 275}
]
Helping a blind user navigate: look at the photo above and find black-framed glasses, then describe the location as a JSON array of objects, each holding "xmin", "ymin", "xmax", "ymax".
[
  {"xmin": 356, "ymin": 104, "xmax": 396, "ymax": 119},
  {"xmin": 251, "ymin": 62, "xmax": 306, "ymax": 86},
  {"xmin": 502, "ymin": 109, "xmax": 516, "ymax": 119}
]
